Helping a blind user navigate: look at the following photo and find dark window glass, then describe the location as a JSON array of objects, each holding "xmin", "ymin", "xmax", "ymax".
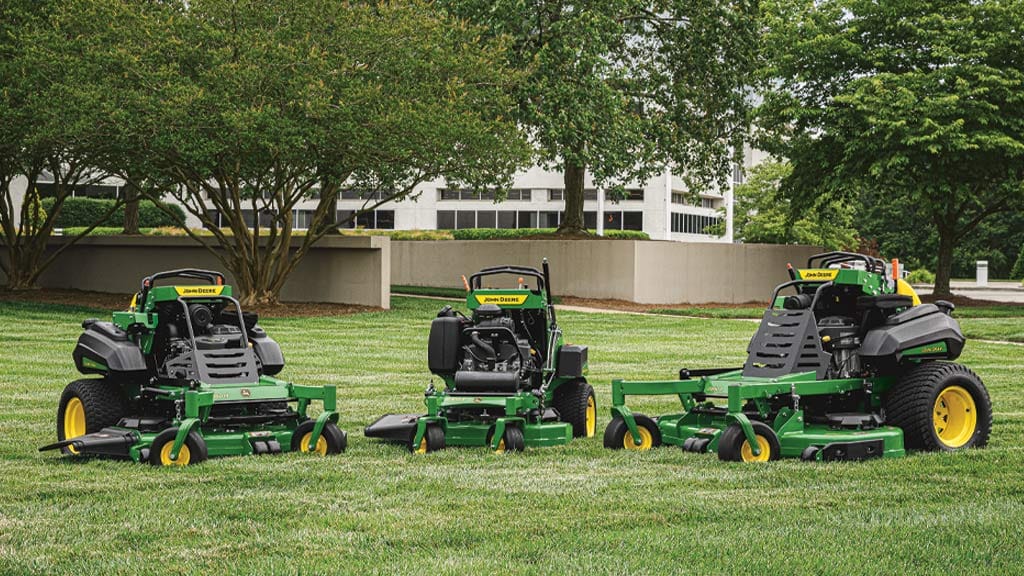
[
  {"xmin": 439, "ymin": 188, "xmax": 460, "ymax": 200},
  {"xmin": 548, "ymin": 189, "xmax": 563, "ymax": 201},
  {"xmin": 376, "ymin": 210, "xmax": 395, "ymax": 229},
  {"xmin": 498, "ymin": 211, "xmax": 516, "ymax": 229},
  {"xmin": 623, "ymin": 211, "xmax": 643, "ymax": 230},
  {"xmin": 625, "ymin": 188, "xmax": 644, "ymax": 201},
  {"xmin": 356, "ymin": 211, "xmax": 374, "ymax": 228},
  {"xmin": 539, "ymin": 211, "xmax": 560, "ymax": 228},
  {"xmin": 583, "ymin": 189, "xmax": 597, "ymax": 201},
  {"xmin": 336, "ymin": 210, "xmax": 355, "ymax": 228},
  {"xmin": 584, "ymin": 211, "xmax": 596, "ymax": 229},
  {"xmin": 437, "ymin": 210, "xmax": 455, "ymax": 230},
  {"xmin": 477, "ymin": 211, "xmax": 496, "ymax": 228},
  {"xmin": 517, "ymin": 211, "xmax": 537, "ymax": 228},
  {"xmin": 456, "ymin": 211, "xmax": 475, "ymax": 229},
  {"xmin": 241, "ymin": 210, "xmax": 255, "ymax": 227},
  {"xmin": 605, "ymin": 211, "xmax": 623, "ymax": 230}
]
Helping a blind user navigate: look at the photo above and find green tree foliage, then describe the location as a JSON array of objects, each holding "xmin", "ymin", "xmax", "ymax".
[
  {"xmin": 55, "ymin": 0, "xmax": 529, "ymax": 304},
  {"xmin": 757, "ymin": 0, "xmax": 1024, "ymax": 296},
  {"xmin": 1010, "ymin": 242, "xmax": 1024, "ymax": 282},
  {"xmin": 441, "ymin": 0, "xmax": 759, "ymax": 232},
  {"xmin": 718, "ymin": 161, "xmax": 856, "ymax": 249},
  {"xmin": 0, "ymin": 0, "xmax": 123, "ymax": 289}
]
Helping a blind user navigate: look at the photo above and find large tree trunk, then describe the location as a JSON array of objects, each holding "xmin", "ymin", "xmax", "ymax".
[
  {"xmin": 558, "ymin": 158, "xmax": 586, "ymax": 233},
  {"xmin": 934, "ymin": 227, "xmax": 955, "ymax": 298},
  {"xmin": 122, "ymin": 180, "xmax": 140, "ymax": 234}
]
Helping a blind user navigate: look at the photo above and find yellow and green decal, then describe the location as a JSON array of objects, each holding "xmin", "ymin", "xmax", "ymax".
[
  {"xmin": 474, "ymin": 294, "xmax": 529, "ymax": 306},
  {"xmin": 797, "ymin": 269, "xmax": 839, "ymax": 281},
  {"xmin": 175, "ymin": 286, "xmax": 225, "ymax": 297},
  {"xmin": 903, "ymin": 342, "xmax": 948, "ymax": 356}
]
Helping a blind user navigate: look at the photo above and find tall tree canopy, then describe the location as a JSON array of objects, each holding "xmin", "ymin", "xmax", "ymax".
[
  {"xmin": 55, "ymin": 0, "xmax": 529, "ymax": 304},
  {"xmin": 757, "ymin": 0, "xmax": 1024, "ymax": 296},
  {"xmin": 441, "ymin": 0, "xmax": 759, "ymax": 232},
  {"xmin": 0, "ymin": 0, "xmax": 124, "ymax": 289}
]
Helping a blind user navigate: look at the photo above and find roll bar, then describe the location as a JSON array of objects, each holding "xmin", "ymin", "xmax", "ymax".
[
  {"xmin": 807, "ymin": 252, "xmax": 886, "ymax": 274},
  {"xmin": 138, "ymin": 269, "xmax": 226, "ymax": 310},
  {"xmin": 469, "ymin": 265, "xmax": 546, "ymax": 291}
]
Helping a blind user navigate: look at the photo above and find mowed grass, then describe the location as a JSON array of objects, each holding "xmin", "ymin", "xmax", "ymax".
[{"xmin": 1, "ymin": 297, "xmax": 1023, "ymax": 575}]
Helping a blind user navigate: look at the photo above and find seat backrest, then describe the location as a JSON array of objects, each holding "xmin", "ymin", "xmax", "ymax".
[{"xmin": 743, "ymin": 308, "xmax": 830, "ymax": 379}]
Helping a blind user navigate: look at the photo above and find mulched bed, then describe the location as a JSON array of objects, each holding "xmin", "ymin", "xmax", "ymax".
[{"xmin": 0, "ymin": 288, "xmax": 376, "ymax": 317}]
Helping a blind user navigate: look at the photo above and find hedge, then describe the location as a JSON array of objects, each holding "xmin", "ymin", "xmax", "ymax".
[
  {"xmin": 1011, "ymin": 242, "xmax": 1024, "ymax": 282},
  {"xmin": 39, "ymin": 197, "xmax": 185, "ymax": 229},
  {"xmin": 450, "ymin": 228, "xmax": 649, "ymax": 240},
  {"xmin": 905, "ymin": 268, "xmax": 936, "ymax": 284}
]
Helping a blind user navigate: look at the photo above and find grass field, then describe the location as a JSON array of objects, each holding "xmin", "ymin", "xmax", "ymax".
[{"xmin": 1, "ymin": 296, "xmax": 1023, "ymax": 575}]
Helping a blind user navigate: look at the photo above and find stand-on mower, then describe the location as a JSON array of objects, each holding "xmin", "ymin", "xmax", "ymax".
[
  {"xmin": 605, "ymin": 252, "xmax": 992, "ymax": 462},
  {"xmin": 365, "ymin": 259, "xmax": 594, "ymax": 453},
  {"xmin": 40, "ymin": 269, "xmax": 346, "ymax": 465}
]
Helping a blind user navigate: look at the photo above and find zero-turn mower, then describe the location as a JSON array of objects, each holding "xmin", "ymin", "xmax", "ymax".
[
  {"xmin": 40, "ymin": 269, "xmax": 346, "ymax": 465},
  {"xmin": 365, "ymin": 259, "xmax": 594, "ymax": 453},
  {"xmin": 605, "ymin": 252, "xmax": 992, "ymax": 462}
]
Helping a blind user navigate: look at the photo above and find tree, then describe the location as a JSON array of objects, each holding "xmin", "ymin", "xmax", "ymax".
[
  {"xmin": 441, "ymin": 0, "xmax": 759, "ymax": 232},
  {"xmin": 757, "ymin": 0, "xmax": 1024, "ymax": 297},
  {"xmin": 715, "ymin": 160, "xmax": 856, "ymax": 249},
  {"xmin": 61, "ymin": 0, "xmax": 529, "ymax": 304},
  {"xmin": 0, "ymin": 0, "xmax": 123, "ymax": 290}
]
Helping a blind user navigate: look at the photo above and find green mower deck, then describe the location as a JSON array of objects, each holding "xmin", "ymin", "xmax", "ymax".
[{"xmin": 605, "ymin": 252, "xmax": 992, "ymax": 462}]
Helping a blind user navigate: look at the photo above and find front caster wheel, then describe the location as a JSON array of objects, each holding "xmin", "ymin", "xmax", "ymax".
[
  {"xmin": 603, "ymin": 413, "xmax": 661, "ymax": 451},
  {"xmin": 489, "ymin": 426, "xmax": 524, "ymax": 453},
  {"xmin": 717, "ymin": 421, "xmax": 780, "ymax": 462},
  {"xmin": 293, "ymin": 420, "xmax": 347, "ymax": 455},
  {"xmin": 150, "ymin": 428, "xmax": 208, "ymax": 466}
]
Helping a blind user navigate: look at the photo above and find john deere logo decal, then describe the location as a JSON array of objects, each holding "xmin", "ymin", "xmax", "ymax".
[
  {"xmin": 798, "ymin": 269, "xmax": 839, "ymax": 281},
  {"xmin": 920, "ymin": 344, "xmax": 945, "ymax": 354},
  {"xmin": 475, "ymin": 294, "xmax": 528, "ymax": 306},
  {"xmin": 175, "ymin": 286, "xmax": 225, "ymax": 296},
  {"xmin": 241, "ymin": 389, "xmax": 251, "ymax": 397}
]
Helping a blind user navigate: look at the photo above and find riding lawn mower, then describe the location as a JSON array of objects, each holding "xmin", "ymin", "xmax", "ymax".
[
  {"xmin": 605, "ymin": 252, "xmax": 992, "ymax": 462},
  {"xmin": 39, "ymin": 269, "xmax": 346, "ymax": 465},
  {"xmin": 365, "ymin": 260, "xmax": 595, "ymax": 452}
]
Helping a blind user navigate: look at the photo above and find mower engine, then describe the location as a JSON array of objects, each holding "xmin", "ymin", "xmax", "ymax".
[{"xmin": 818, "ymin": 316, "xmax": 862, "ymax": 379}]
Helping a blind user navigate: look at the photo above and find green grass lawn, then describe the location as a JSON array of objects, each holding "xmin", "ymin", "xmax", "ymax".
[{"xmin": 2, "ymin": 296, "xmax": 1023, "ymax": 575}]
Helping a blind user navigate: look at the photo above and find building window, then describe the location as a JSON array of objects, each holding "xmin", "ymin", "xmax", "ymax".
[
  {"xmin": 340, "ymin": 189, "xmax": 387, "ymax": 201},
  {"xmin": 549, "ymin": 189, "xmax": 563, "ymax": 201},
  {"xmin": 456, "ymin": 211, "xmax": 476, "ymax": 229},
  {"xmin": 733, "ymin": 164, "xmax": 745, "ymax": 186},
  {"xmin": 517, "ymin": 211, "xmax": 537, "ymax": 228},
  {"xmin": 671, "ymin": 212, "xmax": 721, "ymax": 235},
  {"xmin": 438, "ymin": 188, "xmax": 531, "ymax": 201},
  {"xmin": 437, "ymin": 210, "xmax": 455, "ymax": 230},
  {"xmin": 539, "ymin": 211, "xmax": 560, "ymax": 228},
  {"xmin": 498, "ymin": 211, "xmax": 516, "ymax": 229},
  {"xmin": 477, "ymin": 211, "xmax": 496, "ymax": 228},
  {"xmin": 292, "ymin": 209, "xmax": 314, "ymax": 230},
  {"xmin": 623, "ymin": 211, "xmax": 643, "ymax": 230},
  {"xmin": 337, "ymin": 209, "xmax": 395, "ymax": 229}
]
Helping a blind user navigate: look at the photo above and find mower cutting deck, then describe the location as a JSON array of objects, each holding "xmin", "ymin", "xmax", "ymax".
[
  {"xmin": 40, "ymin": 269, "xmax": 346, "ymax": 465},
  {"xmin": 605, "ymin": 252, "xmax": 992, "ymax": 462},
  {"xmin": 366, "ymin": 259, "xmax": 595, "ymax": 453}
]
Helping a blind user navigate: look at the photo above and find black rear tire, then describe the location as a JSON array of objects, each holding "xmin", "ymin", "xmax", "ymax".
[
  {"xmin": 603, "ymin": 413, "xmax": 661, "ymax": 450},
  {"xmin": 56, "ymin": 379, "xmax": 126, "ymax": 455},
  {"xmin": 553, "ymin": 379, "xmax": 597, "ymax": 438},
  {"xmin": 885, "ymin": 362, "xmax": 992, "ymax": 451}
]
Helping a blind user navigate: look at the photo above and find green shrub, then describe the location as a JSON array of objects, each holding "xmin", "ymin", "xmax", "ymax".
[
  {"xmin": 40, "ymin": 197, "xmax": 185, "ymax": 229},
  {"xmin": 906, "ymin": 268, "xmax": 936, "ymax": 284},
  {"xmin": 450, "ymin": 228, "xmax": 649, "ymax": 240},
  {"xmin": 1011, "ymin": 242, "xmax": 1024, "ymax": 282}
]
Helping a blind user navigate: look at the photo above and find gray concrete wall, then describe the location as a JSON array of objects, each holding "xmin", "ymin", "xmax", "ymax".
[
  {"xmin": 25, "ymin": 235, "xmax": 390, "ymax": 308},
  {"xmin": 392, "ymin": 240, "xmax": 821, "ymax": 304}
]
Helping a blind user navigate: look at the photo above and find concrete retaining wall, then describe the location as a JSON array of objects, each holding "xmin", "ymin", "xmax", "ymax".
[
  {"xmin": 22, "ymin": 235, "xmax": 391, "ymax": 308},
  {"xmin": 392, "ymin": 240, "xmax": 821, "ymax": 304}
]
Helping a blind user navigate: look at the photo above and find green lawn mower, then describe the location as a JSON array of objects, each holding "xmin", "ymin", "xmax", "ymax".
[
  {"xmin": 39, "ymin": 269, "xmax": 346, "ymax": 465},
  {"xmin": 365, "ymin": 259, "xmax": 595, "ymax": 453},
  {"xmin": 605, "ymin": 252, "xmax": 992, "ymax": 462}
]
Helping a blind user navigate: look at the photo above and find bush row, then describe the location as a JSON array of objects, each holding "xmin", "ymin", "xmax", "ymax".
[
  {"xmin": 40, "ymin": 197, "xmax": 185, "ymax": 228},
  {"xmin": 450, "ymin": 228, "xmax": 649, "ymax": 240}
]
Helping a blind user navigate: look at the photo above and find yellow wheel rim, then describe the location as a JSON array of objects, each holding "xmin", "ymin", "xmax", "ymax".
[
  {"xmin": 740, "ymin": 435, "xmax": 771, "ymax": 462},
  {"xmin": 159, "ymin": 442, "xmax": 191, "ymax": 466},
  {"xmin": 933, "ymin": 385, "xmax": 978, "ymax": 448},
  {"xmin": 623, "ymin": 426, "xmax": 653, "ymax": 450},
  {"xmin": 415, "ymin": 437, "xmax": 428, "ymax": 454},
  {"xmin": 585, "ymin": 395, "xmax": 596, "ymax": 438},
  {"xmin": 300, "ymin": 432, "xmax": 329, "ymax": 456},
  {"xmin": 494, "ymin": 438, "xmax": 506, "ymax": 454},
  {"xmin": 63, "ymin": 397, "xmax": 86, "ymax": 454}
]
